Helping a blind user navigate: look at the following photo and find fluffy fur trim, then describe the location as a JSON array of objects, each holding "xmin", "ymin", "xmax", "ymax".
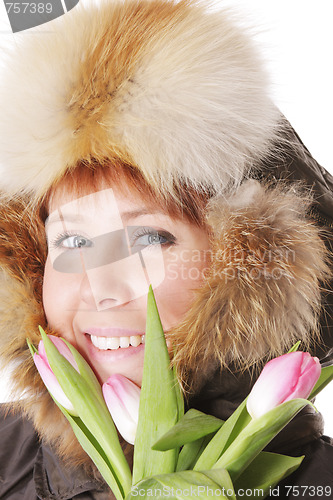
[
  {"xmin": 0, "ymin": 0, "xmax": 280, "ymax": 201},
  {"xmin": 171, "ymin": 180, "xmax": 330, "ymax": 391},
  {"xmin": 0, "ymin": 199, "xmax": 93, "ymax": 469}
]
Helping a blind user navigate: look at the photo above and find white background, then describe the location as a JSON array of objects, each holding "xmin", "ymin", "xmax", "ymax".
[{"xmin": 0, "ymin": 1, "xmax": 332, "ymax": 433}]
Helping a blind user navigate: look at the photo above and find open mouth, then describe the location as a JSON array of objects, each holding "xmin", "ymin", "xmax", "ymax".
[{"xmin": 86, "ymin": 333, "xmax": 145, "ymax": 351}]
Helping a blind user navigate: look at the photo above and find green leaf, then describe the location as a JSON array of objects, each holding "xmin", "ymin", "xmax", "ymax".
[
  {"xmin": 127, "ymin": 469, "xmax": 235, "ymax": 500},
  {"xmin": 213, "ymin": 398, "xmax": 309, "ymax": 481},
  {"xmin": 26, "ymin": 337, "xmax": 38, "ymax": 356},
  {"xmin": 194, "ymin": 398, "xmax": 251, "ymax": 470},
  {"xmin": 152, "ymin": 409, "xmax": 223, "ymax": 451},
  {"xmin": 176, "ymin": 434, "xmax": 214, "ymax": 472},
  {"xmin": 39, "ymin": 327, "xmax": 131, "ymax": 497},
  {"xmin": 234, "ymin": 451, "xmax": 304, "ymax": 499},
  {"xmin": 35, "ymin": 373, "xmax": 125, "ymax": 500},
  {"xmin": 62, "ymin": 336, "xmax": 102, "ymax": 396},
  {"xmin": 132, "ymin": 286, "xmax": 179, "ymax": 483},
  {"xmin": 173, "ymin": 362, "xmax": 185, "ymax": 420},
  {"xmin": 57, "ymin": 402, "xmax": 125, "ymax": 500},
  {"xmin": 203, "ymin": 469, "xmax": 236, "ymax": 500},
  {"xmin": 287, "ymin": 341, "xmax": 301, "ymax": 353},
  {"xmin": 308, "ymin": 364, "xmax": 333, "ymax": 399}
]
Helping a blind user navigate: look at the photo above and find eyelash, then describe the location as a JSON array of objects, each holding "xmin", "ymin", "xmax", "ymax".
[
  {"xmin": 129, "ymin": 227, "xmax": 176, "ymax": 247},
  {"xmin": 49, "ymin": 230, "xmax": 85, "ymax": 249},
  {"xmin": 49, "ymin": 228, "xmax": 177, "ymax": 249}
]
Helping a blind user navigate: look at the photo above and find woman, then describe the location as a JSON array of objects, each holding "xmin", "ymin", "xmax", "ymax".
[{"xmin": 0, "ymin": 0, "xmax": 332, "ymax": 498}]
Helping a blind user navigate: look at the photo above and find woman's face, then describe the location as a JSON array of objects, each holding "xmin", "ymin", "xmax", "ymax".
[{"xmin": 43, "ymin": 185, "xmax": 211, "ymax": 386}]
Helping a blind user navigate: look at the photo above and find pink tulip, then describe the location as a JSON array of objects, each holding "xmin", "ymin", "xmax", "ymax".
[
  {"xmin": 33, "ymin": 335, "xmax": 79, "ymax": 415},
  {"xmin": 102, "ymin": 374, "xmax": 141, "ymax": 445},
  {"xmin": 247, "ymin": 351, "xmax": 321, "ymax": 419}
]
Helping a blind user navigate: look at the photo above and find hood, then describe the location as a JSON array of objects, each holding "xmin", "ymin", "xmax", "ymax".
[
  {"xmin": 0, "ymin": 0, "xmax": 332, "ymax": 472},
  {"xmin": 0, "ymin": 176, "xmax": 331, "ymax": 470}
]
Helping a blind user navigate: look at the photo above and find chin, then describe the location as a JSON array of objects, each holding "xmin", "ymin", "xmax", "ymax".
[{"xmin": 92, "ymin": 358, "xmax": 144, "ymax": 387}]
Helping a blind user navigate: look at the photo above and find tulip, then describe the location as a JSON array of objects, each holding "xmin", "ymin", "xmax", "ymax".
[
  {"xmin": 247, "ymin": 351, "xmax": 321, "ymax": 419},
  {"xmin": 103, "ymin": 374, "xmax": 141, "ymax": 445},
  {"xmin": 33, "ymin": 335, "xmax": 79, "ymax": 415}
]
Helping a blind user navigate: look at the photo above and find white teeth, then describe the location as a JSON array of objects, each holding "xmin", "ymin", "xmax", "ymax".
[
  {"xmin": 119, "ymin": 336, "xmax": 130, "ymax": 348},
  {"xmin": 130, "ymin": 335, "xmax": 141, "ymax": 347},
  {"xmin": 99, "ymin": 336, "xmax": 107, "ymax": 350},
  {"xmin": 107, "ymin": 337, "xmax": 121, "ymax": 350},
  {"xmin": 90, "ymin": 334, "xmax": 144, "ymax": 350}
]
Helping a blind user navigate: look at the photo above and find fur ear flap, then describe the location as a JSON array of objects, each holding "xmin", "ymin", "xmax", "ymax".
[
  {"xmin": 0, "ymin": 199, "xmax": 98, "ymax": 470},
  {"xmin": 171, "ymin": 180, "xmax": 330, "ymax": 391}
]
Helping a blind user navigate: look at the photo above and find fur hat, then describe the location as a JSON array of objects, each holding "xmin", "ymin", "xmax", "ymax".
[
  {"xmin": 0, "ymin": 0, "xmax": 281, "ymax": 201},
  {"xmin": 0, "ymin": 0, "xmax": 330, "ymax": 471}
]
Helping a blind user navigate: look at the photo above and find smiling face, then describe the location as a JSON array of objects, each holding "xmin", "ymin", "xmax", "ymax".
[{"xmin": 42, "ymin": 181, "xmax": 211, "ymax": 386}]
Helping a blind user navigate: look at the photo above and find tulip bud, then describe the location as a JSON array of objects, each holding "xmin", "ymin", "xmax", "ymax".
[
  {"xmin": 247, "ymin": 351, "xmax": 321, "ymax": 419},
  {"xmin": 33, "ymin": 335, "xmax": 79, "ymax": 415},
  {"xmin": 102, "ymin": 374, "xmax": 141, "ymax": 445}
]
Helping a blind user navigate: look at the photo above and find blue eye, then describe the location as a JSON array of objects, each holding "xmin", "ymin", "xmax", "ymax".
[
  {"xmin": 49, "ymin": 227, "xmax": 176, "ymax": 253},
  {"xmin": 136, "ymin": 232, "xmax": 167, "ymax": 246},
  {"xmin": 130, "ymin": 228, "xmax": 176, "ymax": 247},
  {"xmin": 51, "ymin": 233, "xmax": 93, "ymax": 249},
  {"xmin": 63, "ymin": 235, "xmax": 93, "ymax": 249}
]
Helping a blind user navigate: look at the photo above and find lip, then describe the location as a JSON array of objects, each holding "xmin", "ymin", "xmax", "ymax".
[
  {"xmin": 85, "ymin": 327, "xmax": 145, "ymax": 338},
  {"xmin": 82, "ymin": 331, "xmax": 145, "ymax": 364}
]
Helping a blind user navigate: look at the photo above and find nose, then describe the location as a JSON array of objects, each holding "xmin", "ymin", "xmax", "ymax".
[{"xmin": 79, "ymin": 253, "xmax": 150, "ymax": 311}]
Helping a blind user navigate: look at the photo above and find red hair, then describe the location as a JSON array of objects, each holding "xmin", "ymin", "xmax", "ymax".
[{"xmin": 40, "ymin": 159, "xmax": 212, "ymax": 228}]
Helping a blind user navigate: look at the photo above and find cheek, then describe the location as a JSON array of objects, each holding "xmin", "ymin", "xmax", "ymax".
[
  {"xmin": 155, "ymin": 250, "xmax": 209, "ymax": 329},
  {"xmin": 42, "ymin": 257, "xmax": 79, "ymax": 343}
]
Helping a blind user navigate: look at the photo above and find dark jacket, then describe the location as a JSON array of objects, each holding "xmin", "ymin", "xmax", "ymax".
[{"xmin": 0, "ymin": 406, "xmax": 110, "ymax": 500}]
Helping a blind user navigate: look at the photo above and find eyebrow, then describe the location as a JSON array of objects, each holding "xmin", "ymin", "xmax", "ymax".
[
  {"xmin": 45, "ymin": 208, "xmax": 164, "ymax": 226},
  {"xmin": 121, "ymin": 209, "xmax": 164, "ymax": 220},
  {"xmin": 45, "ymin": 213, "xmax": 86, "ymax": 227}
]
